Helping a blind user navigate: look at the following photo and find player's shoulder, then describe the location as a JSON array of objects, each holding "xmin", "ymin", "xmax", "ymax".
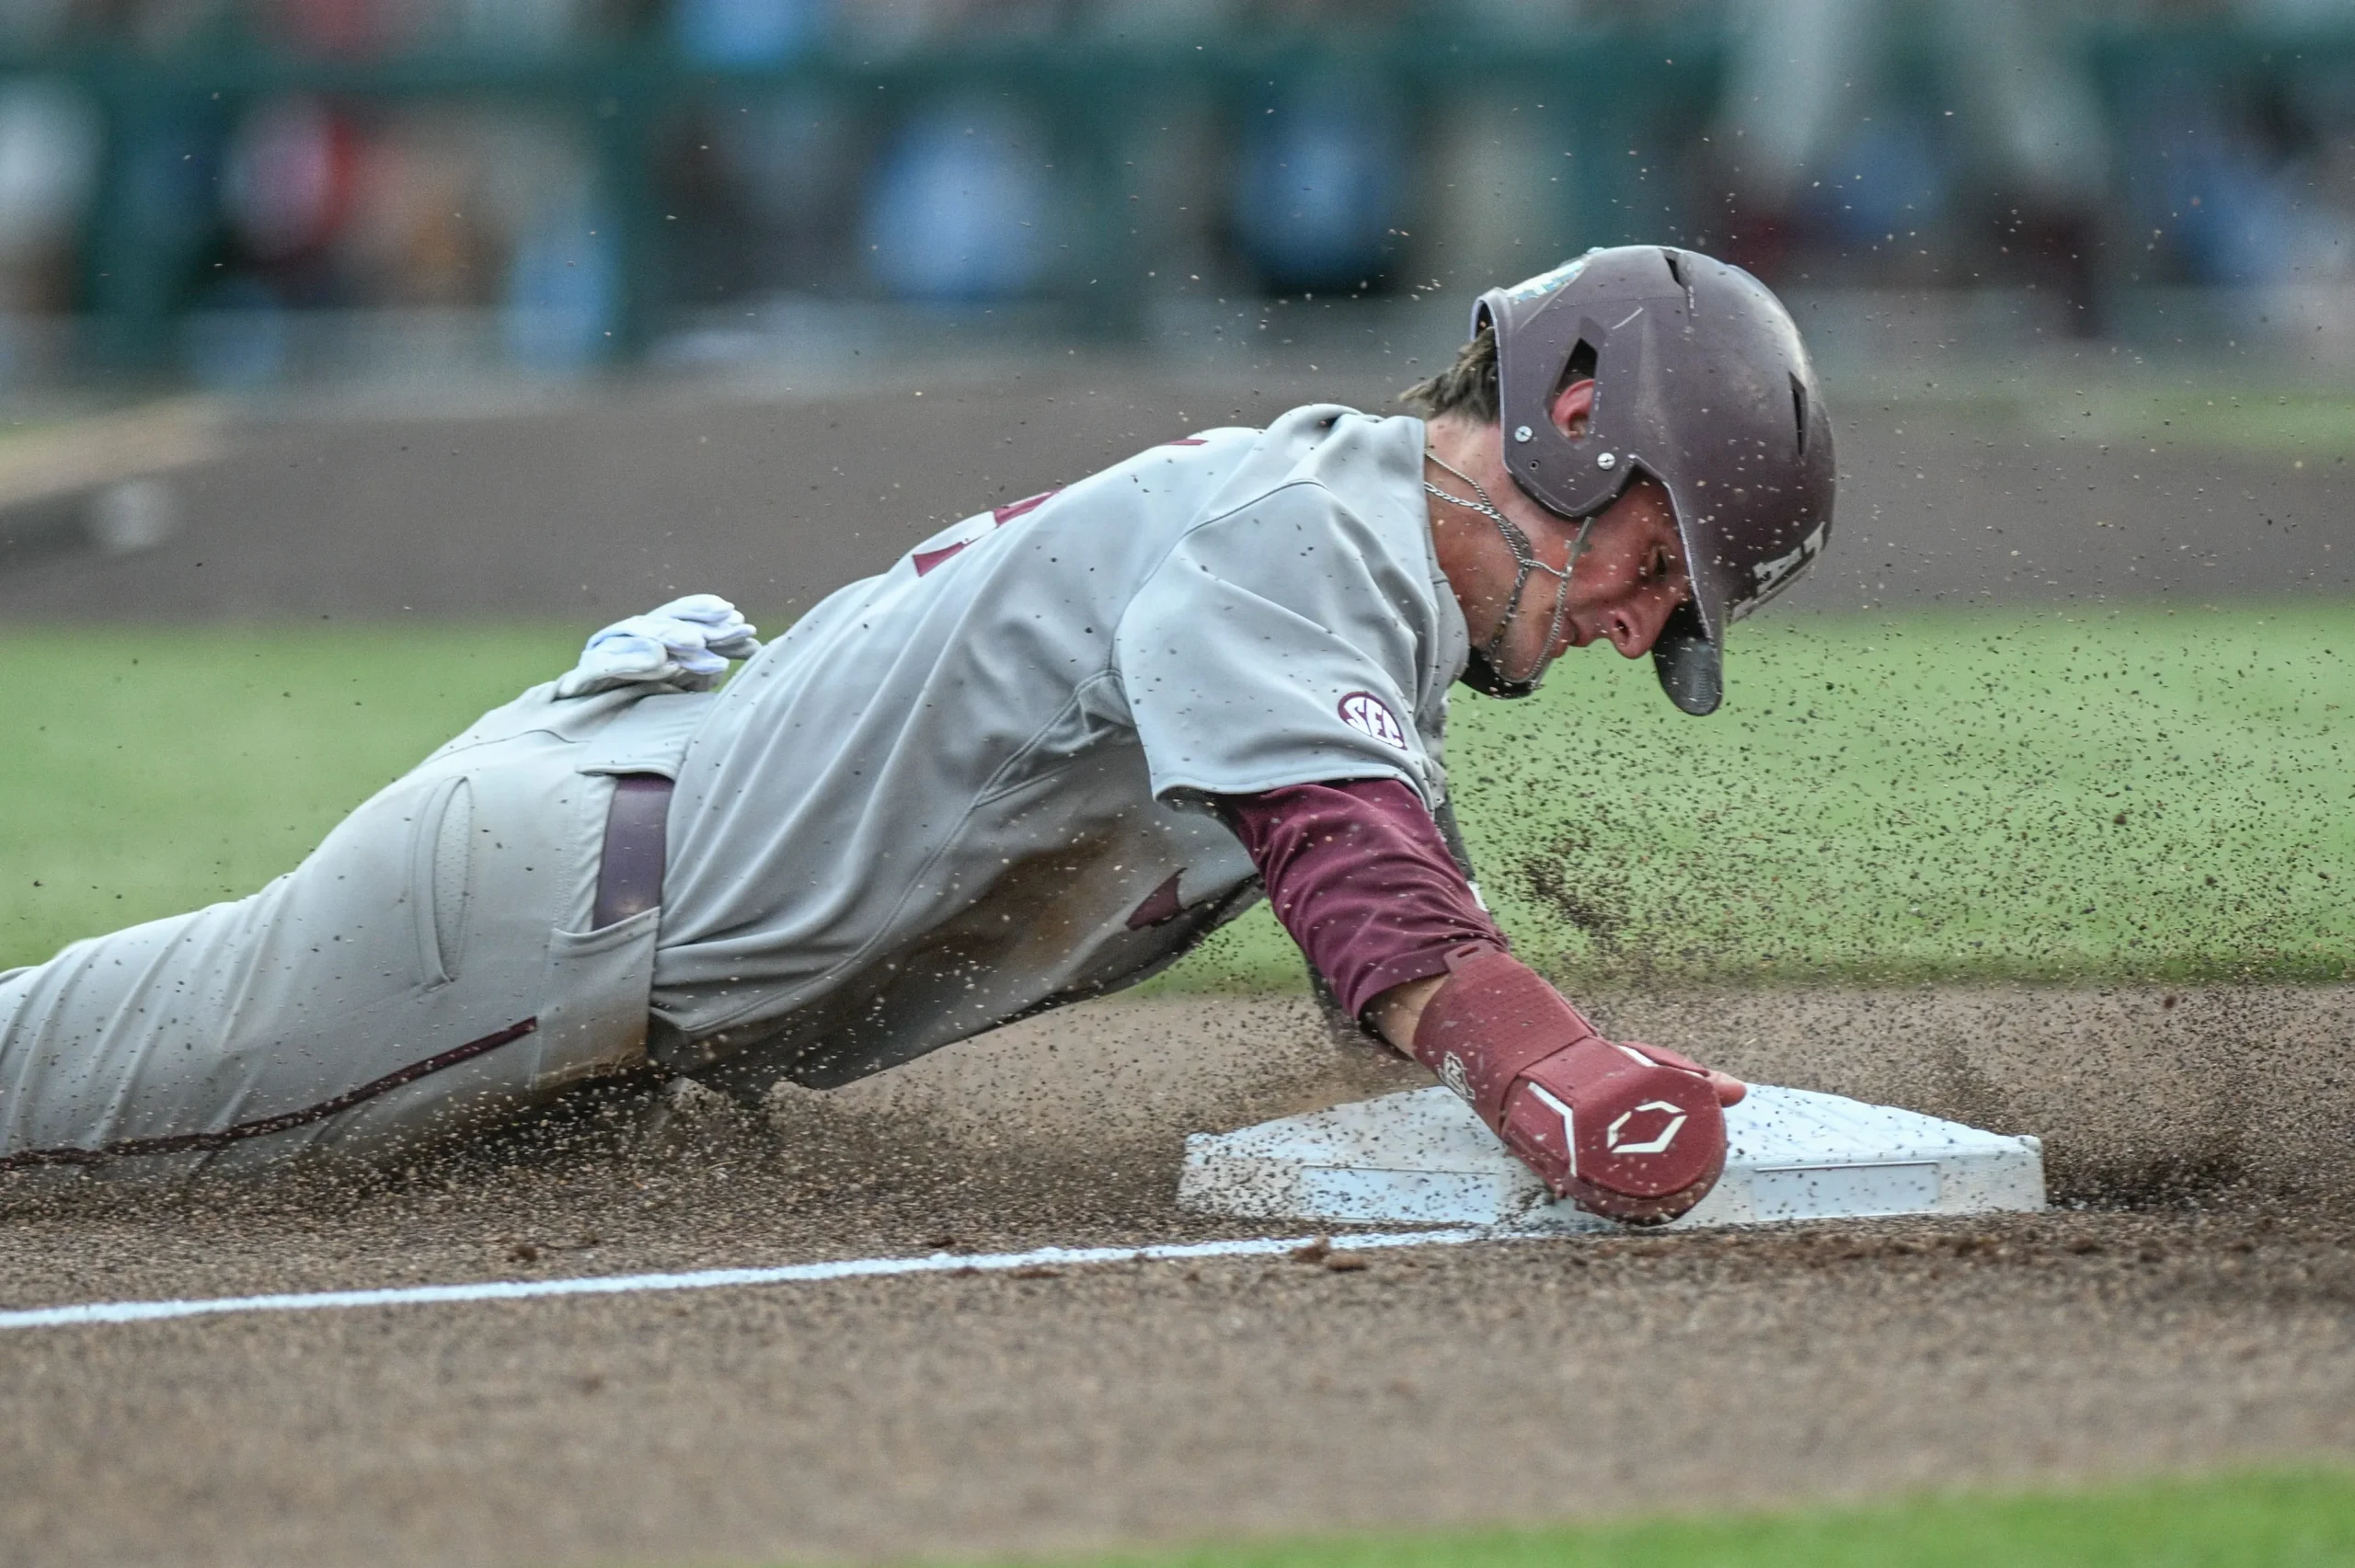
[
  {"xmin": 1255, "ymin": 404, "xmax": 1420, "ymax": 494},
  {"xmin": 1164, "ymin": 403, "xmax": 1412, "ymax": 457},
  {"xmin": 1191, "ymin": 404, "xmax": 1426, "ymax": 535},
  {"xmin": 1260, "ymin": 401, "xmax": 1414, "ymax": 455}
]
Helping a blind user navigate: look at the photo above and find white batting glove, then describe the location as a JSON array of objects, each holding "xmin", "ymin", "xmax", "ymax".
[{"xmin": 555, "ymin": 594, "xmax": 763, "ymax": 698}]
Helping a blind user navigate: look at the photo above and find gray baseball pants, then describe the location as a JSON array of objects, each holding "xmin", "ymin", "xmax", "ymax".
[{"xmin": 0, "ymin": 682, "xmax": 712, "ymax": 1177}]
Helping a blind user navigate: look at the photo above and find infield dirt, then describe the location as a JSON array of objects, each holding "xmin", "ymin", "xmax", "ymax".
[{"xmin": 3, "ymin": 989, "xmax": 2353, "ymax": 1568}]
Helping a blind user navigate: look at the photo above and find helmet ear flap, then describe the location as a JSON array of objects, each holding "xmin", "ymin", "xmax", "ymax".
[{"xmin": 1650, "ymin": 601, "xmax": 1720, "ymax": 716}]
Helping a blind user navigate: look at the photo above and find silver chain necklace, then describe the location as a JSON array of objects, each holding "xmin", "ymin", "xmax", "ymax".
[
  {"xmin": 1421, "ymin": 453, "xmax": 1514, "ymax": 527},
  {"xmin": 1423, "ymin": 450, "xmax": 1591, "ymax": 687}
]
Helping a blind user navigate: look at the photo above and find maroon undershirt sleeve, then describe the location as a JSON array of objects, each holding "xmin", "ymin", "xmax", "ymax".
[{"xmin": 1216, "ymin": 778, "xmax": 1508, "ymax": 1021}]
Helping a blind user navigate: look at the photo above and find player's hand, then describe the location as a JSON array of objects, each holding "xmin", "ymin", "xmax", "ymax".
[
  {"xmin": 1495, "ymin": 1035, "xmax": 1729, "ymax": 1225},
  {"xmin": 555, "ymin": 594, "xmax": 762, "ymax": 698},
  {"xmin": 1403, "ymin": 949, "xmax": 1731, "ymax": 1225}
]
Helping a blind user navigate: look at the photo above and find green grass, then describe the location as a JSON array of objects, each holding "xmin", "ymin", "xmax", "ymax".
[
  {"xmin": 1857, "ymin": 375, "xmax": 2355, "ymax": 464},
  {"xmin": 0, "ymin": 625, "xmax": 581, "ymax": 970},
  {"xmin": 980, "ymin": 1470, "xmax": 2355, "ymax": 1568},
  {"xmin": 1163, "ymin": 600, "xmax": 2355, "ymax": 992},
  {"xmin": 4, "ymin": 604, "xmax": 2351, "ymax": 988},
  {"xmin": 2066, "ymin": 388, "xmax": 2355, "ymax": 462}
]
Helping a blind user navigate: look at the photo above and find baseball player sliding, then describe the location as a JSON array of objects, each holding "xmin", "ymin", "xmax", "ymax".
[{"xmin": 0, "ymin": 246, "xmax": 1833, "ymax": 1224}]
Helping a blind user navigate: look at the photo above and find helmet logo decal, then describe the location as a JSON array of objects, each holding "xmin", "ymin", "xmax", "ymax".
[
  {"xmin": 1605, "ymin": 1100, "xmax": 1688, "ymax": 1157},
  {"xmin": 1743, "ymin": 519, "xmax": 1829, "ymax": 608},
  {"xmin": 1337, "ymin": 692, "xmax": 1408, "ymax": 750},
  {"xmin": 1498, "ymin": 251, "xmax": 1598, "ymax": 303}
]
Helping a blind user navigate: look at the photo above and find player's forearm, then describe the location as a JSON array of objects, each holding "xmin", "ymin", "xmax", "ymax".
[
  {"xmin": 1368, "ymin": 974, "xmax": 1445, "ymax": 1053},
  {"xmin": 1215, "ymin": 778, "xmax": 1506, "ymax": 1022}
]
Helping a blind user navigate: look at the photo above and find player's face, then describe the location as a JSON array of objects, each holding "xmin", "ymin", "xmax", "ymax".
[
  {"xmin": 1470, "ymin": 475, "xmax": 1687, "ymax": 679},
  {"xmin": 1536, "ymin": 477, "xmax": 1689, "ymax": 661},
  {"xmin": 1425, "ymin": 383, "xmax": 1693, "ymax": 682}
]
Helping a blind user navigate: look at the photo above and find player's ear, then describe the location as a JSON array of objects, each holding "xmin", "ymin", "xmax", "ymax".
[{"xmin": 1548, "ymin": 378, "xmax": 1596, "ymax": 440}]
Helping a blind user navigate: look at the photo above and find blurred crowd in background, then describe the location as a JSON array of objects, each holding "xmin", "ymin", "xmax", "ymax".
[{"xmin": 0, "ymin": 0, "xmax": 2350, "ymax": 383}]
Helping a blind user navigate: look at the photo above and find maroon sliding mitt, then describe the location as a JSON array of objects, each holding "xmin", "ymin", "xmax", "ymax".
[{"xmin": 1411, "ymin": 948, "xmax": 1728, "ymax": 1224}]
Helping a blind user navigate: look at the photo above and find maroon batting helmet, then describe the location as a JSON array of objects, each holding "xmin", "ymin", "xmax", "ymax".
[{"xmin": 1474, "ymin": 246, "xmax": 1836, "ymax": 715}]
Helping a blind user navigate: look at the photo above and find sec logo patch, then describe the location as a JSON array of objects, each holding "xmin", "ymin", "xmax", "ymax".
[{"xmin": 1338, "ymin": 691, "xmax": 1407, "ymax": 750}]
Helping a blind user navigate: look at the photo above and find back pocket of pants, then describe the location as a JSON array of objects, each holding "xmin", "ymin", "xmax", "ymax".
[
  {"xmin": 408, "ymin": 774, "xmax": 473, "ymax": 988},
  {"xmin": 535, "ymin": 904, "xmax": 661, "ymax": 1091}
]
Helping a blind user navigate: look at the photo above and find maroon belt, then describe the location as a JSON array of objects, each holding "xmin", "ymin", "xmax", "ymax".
[{"xmin": 592, "ymin": 773, "xmax": 674, "ymax": 930}]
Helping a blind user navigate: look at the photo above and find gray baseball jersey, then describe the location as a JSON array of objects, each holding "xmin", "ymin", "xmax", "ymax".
[{"xmin": 649, "ymin": 404, "xmax": 1470, "ymax": 1097}]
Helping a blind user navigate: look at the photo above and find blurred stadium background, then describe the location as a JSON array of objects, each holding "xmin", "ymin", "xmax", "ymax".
[{"xmin": 0, "ymin": 0, "xmax": 2348, "ymax": 395}]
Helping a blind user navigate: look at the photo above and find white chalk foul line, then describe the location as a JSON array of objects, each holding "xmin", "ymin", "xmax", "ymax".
[{"xmin": 0, "ymin": 1228, "xmax": 1520, "ymax": 1332}]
